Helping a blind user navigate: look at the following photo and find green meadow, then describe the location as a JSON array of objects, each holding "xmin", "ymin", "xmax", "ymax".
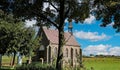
[
  {"xmin": 83, "ymin": 57, "xmax": 120, "ymax": 70},
  {"xmin": 1, "ymin": 56, "xmax": 120, "ymax": 70},
  {"xmin": 1, "ymin": 56, "xmax": 28, "ymax": 66}
]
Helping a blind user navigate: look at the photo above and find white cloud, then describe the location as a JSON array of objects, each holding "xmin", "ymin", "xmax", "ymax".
[
  {"xmin": 84, "ymin": 15, "xmax": 96, "ymax": 24},
  {"xmin": 74, "ymin": 30, "xmax": 109, "ymax": 41},
  {"xmin": 83, "ymin": 44, "xmax": 110, "ymax": 55},
  {"xmin": 109, "ymin": 47, "xmax": 120, "ymax": 56},
  {"xmin": 83, "ymin": 44, "xmax": 120, "ymax": 56}
]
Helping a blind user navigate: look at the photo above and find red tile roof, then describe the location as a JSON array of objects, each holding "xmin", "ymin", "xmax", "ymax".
[{"xmin": 42, "ymin": 27, "xmax": 80, "ymax": 47}]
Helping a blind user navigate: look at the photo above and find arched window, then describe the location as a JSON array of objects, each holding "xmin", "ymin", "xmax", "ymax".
[
  {"xmin": 39, "ymin": 45, "xmax": 45, "ymax": 51},
  {"xmin": 66, "ymin": 48, "xmax": 68, "ymax": 57},
  {"xmin": 48, "ymin": 46, "xmax": 51, "ymax": 62},
  {"xmin": 54, "ymin": 47, "xmax": 57, "ymax": 57},
  {"xmin": 75, "ymin": 49, "xmax": 78, "ymax": 57},
  {"xmin": 71, "ymin": 48, "xmax": 73, "ymax": 66}
]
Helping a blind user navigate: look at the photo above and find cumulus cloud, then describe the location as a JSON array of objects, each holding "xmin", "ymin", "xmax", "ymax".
[
  {"xmin": 84, "ymin": 15, "xmax": 96, "ymax": 24},
  {"xmin": 83, "ymin": 44, "xmax": 120, "ymax": 56},
  {"xmin": 109, "ymin": 47, "xmax": 120, "ymax": 56},
  {"xmin": 74, "ymin": 31, "xmax": 110, "ymax": 41},
  {"xmin": 83, "ymin": 44, "xmax": 110, "ymax": 55}
]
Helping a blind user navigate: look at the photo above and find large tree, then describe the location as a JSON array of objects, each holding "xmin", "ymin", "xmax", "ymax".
[
  {"xmin": 12, "ymin": 1, "xmax": 90, "ymax": 69},
  {"xmin": 0, "ymin": 0, "xmax": 119, "ymax": 70}
]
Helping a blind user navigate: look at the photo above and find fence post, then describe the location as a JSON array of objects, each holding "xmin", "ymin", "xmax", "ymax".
[{"xmin": 40, "ymin": 58, "xmax": 44, "ymax": 64}]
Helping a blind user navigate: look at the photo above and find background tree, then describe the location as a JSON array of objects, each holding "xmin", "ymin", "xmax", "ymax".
[
  {"xmin": 0, "ymin": 0, "xmax": 119, "ymax": 70},
  {"xmin": 0, "ymin": 11, "xmax": 40, "ymax": 66}
]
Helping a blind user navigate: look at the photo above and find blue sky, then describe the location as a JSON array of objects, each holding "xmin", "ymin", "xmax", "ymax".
[
  {"xmin": 64, "ymin": 15, "xmax": 120, "ymax": 56},
  {"xmin": 26, "ymin": 15, "xmax": 120, "ymax": 56}
]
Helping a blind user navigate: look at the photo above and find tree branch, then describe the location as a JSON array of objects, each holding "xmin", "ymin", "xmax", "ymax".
[
  {"xmin": 64, "ymin": 6, "xmax": 70, "ymax": 20},
  {"xmin": 49, "ymin": 2, "xmax": 59, "ymax": 12},
  {"xmin": 32, "ymin": 10, "xmax": 59, "ymax": 29},
  {"xmin": 63, "ymin": 34, "xmax": 72, "ymax": 45},
  {"xmin": 44, "ymin": 0, "xmax": 59, "ymax": 12}
]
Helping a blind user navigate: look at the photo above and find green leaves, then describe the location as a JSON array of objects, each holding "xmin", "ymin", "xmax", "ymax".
[
  {"xmin": 0, "ymin": 13, "xmax": 40, "ymax": 56},
  {"xmin": 0, "ymin": 0, "xmax": 120, "ymax": 32},
  {"xmin": 0, "ymin": 0, "xmax": 91, "ymax": 28},
  {"xmin": 92, "ymin": 0, "xmax": 120, "ymax": 32}
]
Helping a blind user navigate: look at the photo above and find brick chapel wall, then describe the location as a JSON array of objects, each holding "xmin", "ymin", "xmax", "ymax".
[{"xmin": 49, "ymin": 44, "xmax": 80, "ymax": 66}]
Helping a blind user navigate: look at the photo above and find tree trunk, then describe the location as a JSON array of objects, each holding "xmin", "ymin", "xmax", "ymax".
[
  {"xmin": 0, "ymin": 54, "xmax": 2, "ymax": 68},
  {"xmin": 28, "ymin": 48, "xmax": 32, "ymax": 64},
  {"xmin": 80, "ymin": 48, "xmax": 82, "ymax": 67},
  {"xmin": 11, "ymin": 52, "xmax": 16, "ymax": 66},
  {"xmin": 28, "ymin": 56, "xmax": 31, "ymax": 64},
  {"xmin": 10, "ymin": 55, "xmax": 13, "ymax": 66},
  {"xmin": 56, "ymin": 0, "xmax": 65, "ymax": 70},
  {"xmin": 56, "ymin": 28, "xmax": 64, "ymax": 70}
]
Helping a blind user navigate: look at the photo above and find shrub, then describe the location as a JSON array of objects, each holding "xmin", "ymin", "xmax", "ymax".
[
  {"xmin": 15, "ymin": 62, "xmax": 56, "ymax": 70},
  {"xmin": 0, "ymin": 66, "xmax": 15, "ymax": 70}
]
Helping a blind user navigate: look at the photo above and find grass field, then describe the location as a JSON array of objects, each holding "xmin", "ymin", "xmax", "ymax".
[
  {"xmin": 1, "ymin": 56, "xmax": 120, "ymax": 70},
  {"xmin": 83, "ymin": 57, "xmax": 120, "ymax": 70},
  {"xmin": 1, "ymin": 55, "xmax": 28, "ymax": 66}
]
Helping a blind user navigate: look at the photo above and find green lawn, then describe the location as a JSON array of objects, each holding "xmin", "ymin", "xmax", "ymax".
[
  {"xmin": 1, "ymin": 55, "xmax": 28, "ymax": 66},
  {"xmin": 83, "ymin": 57, "xmax": 120, "ymax": 70},
  {"xmin": 1, "ymin": 56, "xmax": 120, "ymax": 70}
]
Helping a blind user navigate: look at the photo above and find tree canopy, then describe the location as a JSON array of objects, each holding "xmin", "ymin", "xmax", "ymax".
[
  {"xmin": 0, "ymin": 0, "xmax": 90, "ymax": 26},
  {"xmin": 0, "ymin": 10, "xmax": 40, "ymax": 55},
  {"xmin": 0, "ymin": 0, "xmax": 119, "ymax": 31},
  {"xmin": 92, "ymin": 0, "xmax": 120, "ymax": 32}
]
